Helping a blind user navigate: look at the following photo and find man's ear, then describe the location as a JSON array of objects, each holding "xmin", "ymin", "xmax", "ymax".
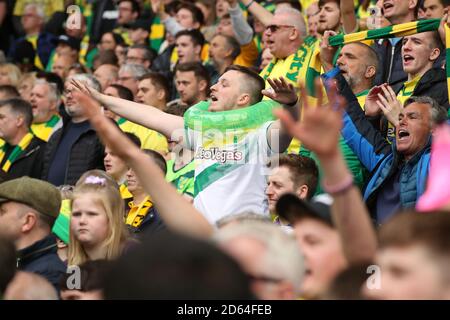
[
  {"xmin": 365, "ymin": 65, "xmax": 376, "ymax": 79},
  {"xmin": 15, "ymin": 115, "xmax": 25, "ymax": 128},
  {"xmin": 21, "ymin": 212, "xmax": 37, "ymax": 233},
  {"xmin": 237, "ymin": 93, "xmax": 251, "ymax": 107},
  {"xmin": 429, "ymin": 47, "xmax": 441, "ymax": 62},
  {"xmin": 156, "ymin": 88, "xmax": 165, "ymax": 101},
  {"xmin": 409, "ymin": 0, "xmax": 418, "ymax": 11},
  {"xmin": 288, "ymin": 28, "xmax": 299, "ymax": 41},
  {"xmin": 295, "ymin": 184, "xmax": 309, "ymax": 199},
  {"xmin": 198, "ymin": 79, "xmax": 208, "ymax": 93}
]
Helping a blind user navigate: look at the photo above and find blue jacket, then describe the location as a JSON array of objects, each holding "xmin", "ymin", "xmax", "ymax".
[
  {"xmin": 17, "ymin": 234, "xmax": 66, "ymax": 291},
  {"xmin": 336, "ymin": 73, "xmax": 430, "ymax": 222}
]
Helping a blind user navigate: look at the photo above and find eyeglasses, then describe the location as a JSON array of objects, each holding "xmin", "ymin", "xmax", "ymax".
[{"xmin": 265, "ymin": 24, "xmax": 295, "ymax": 33}]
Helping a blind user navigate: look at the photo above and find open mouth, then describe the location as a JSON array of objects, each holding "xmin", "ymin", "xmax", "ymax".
[
  {"xmin": 403, "ymin": 54, "xmax": 414, "ymax": 63},
  {"xmin": 383, "ymin": 2, "xmax": 394, "ymax": 11},
  {"xmin": 398, "ymin": 129, "xmax": 410, "ymax": 140},
  {"xmin": 210, "ymin": 94, "xmax": 218, "ymax": 102}
]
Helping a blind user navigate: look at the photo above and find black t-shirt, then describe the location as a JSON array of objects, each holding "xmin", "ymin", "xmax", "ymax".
[{"xmin": 375, "ymin": 166, "xmax": 402, "ymax": 224}]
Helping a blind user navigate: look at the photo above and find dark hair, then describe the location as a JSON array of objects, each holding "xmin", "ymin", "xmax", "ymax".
[
  {"xmin": 224, "ymin": 65, "xmax": 266, "ymax": 105},
  {"xmin": 0, "ymin": 85, "xmax": 20, "ymax": 99},
  {"xmin": 0, "ymin": 98, "xmax": 33, "ymax": 128},
  {"xmin": 212, "ymin": 34, "xmax": 241, "ymax": 60},
  {"xmin": 102, "ymin": 231, "xmax": 254, "ymax": 299},
  {"xmin": 108, "ymin": 84, "xmax": 134, "ymax": 101},
  {"xmin": 379, "ymin": 210, "xmax": 450, "ymax": 284},
  {"xmin": 124, "ymin": 132, "xmax": 141, "ymax": 148},
  {"xmin": 60, "ymin": 260, "xmax": 111, "ymax": 292},
  {"xmin": 95, "ymin": 49, "xmax": 119, "ymax": 67},
  {"xmin": 176, "ymin": 2, "xmax": 205, "ymax": 26},
  {"xmin": 118, "ymin": 0, "xmax": 140, "ymax": 14},
  {"xmin": 267, "ymin": 154, "xmax": 319, "ymax": 199},
  {"xmin": 165, "ymin": 103, "xmax": 190, "ymax": 117},
  {"xmin": 138, "ymin": 72, "xmax": 171, "ymax": 102},
  {"xmin": 175, "ymin": 62, "xmax": 211, "ymax": 94},
  {"xmin": 128, "ymin": 44, "xmax": 157, "ymax": 64},
  {"xmin": 175, "ymin": 28, "xmax": 206, "ymax": 48},
  {"xmin": 143, "ymin": 149, "xmax": 167, "ymax": 174},
  {"xmin": 0, "ymin": 237, "xmax": 16, "ymax": 295}
]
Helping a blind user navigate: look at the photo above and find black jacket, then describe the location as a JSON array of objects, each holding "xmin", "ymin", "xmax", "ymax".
[
  {"xmin": 17, "ymin": 234, "xmax": 66, "ymax": 291},
  {"xmin": 407, "ymin": 68, "xmax": 448, "ymax": 108},
  {"xmin": 372, "ymin": 39, "xmax": 406, "ymax": 91},
  {"xmin": 41, "ymin": 120, "xmax": 105, "ymax": 186},
  {"xmin": 1, "ymin": 136, "xmax": 46, "ymax": 180}
]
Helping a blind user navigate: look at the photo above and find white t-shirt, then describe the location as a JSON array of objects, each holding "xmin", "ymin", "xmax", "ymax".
[{"xmin": 185, "ymin": 121, "xmax": 276, "ymax": 224}]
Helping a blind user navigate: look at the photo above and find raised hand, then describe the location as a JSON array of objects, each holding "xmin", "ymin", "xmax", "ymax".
[
  {"xmin": 376, "ymin": 84, "xmax": 402, "ymax": 126},
  {"xmin": 364, "ymin": 85, "xmax": 384, "ymax": 117},
  {"xmin": 262, "ymin": 77, "xmax": 298, "ymax": 106},
  {"xmin": 70, "ymin": 78, "xmax": 102, "ymax": 102},
  {"xmin": 274, "ymin": 80, "xmax": 346, "ymax": 158},
  {"xmin": 320, "ymin": 30, "xmax": 338, "ymax": 71}
]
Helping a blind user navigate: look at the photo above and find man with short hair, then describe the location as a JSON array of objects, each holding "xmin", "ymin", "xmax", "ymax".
[
  {"xmin": 175, "ymin": 29, "xmax": 205, "ymax": 65},
  {"xmin": 316, "ymin": 0, "xmax": 342, "ymax": 34},
  {"xmin": 0, "ymin": 98, "xmax": 45, "ymax": 179},
  {"xmin": 364, "ymin": 211, "xmax": 450, "ymax": 299},
  {"xmin": 126, "ymin": 44, "xmax": 156, "ymax": 69},
  {"xmin": 29, "ymin": 80, "xmax": 63, "ymax": 142},
  {"xmin": 114, "ymin": 0, "xmax": 140, "ymax": 45},
  {"xmin": 173, "ymin": 62, "xmax": 210, "ymax": 107},
  {"xmin": 93, "ymin": 64, "xmax": 119, "ymax": 92},
  {"xmin": 117, "ymin": 63, "xmax": 149, "ymax": 97},
  {"xmin": 129, "ymin": 19, "xmax": 152, "ymax": 46},
  {"xmin": 9, "ymin": 3, "xmax": 57, "ymax": 70},
  {"xmin": 0, "ymin": 177, "xmax": 66, "ymax": 290},
  {"xmin": 209, "ymin": 34, "xmax": 241, "ymax": 83},
  {"xmin": 320, "ymin": 32, "xmax": 379, "ymax": 106},
  {"xmin": 136, "ymin": 73, "xmax": 170, "ymax": 111},
  {"xmin": 76, "ymin": 65, "xmax": 299, "ymax": 223},
  {"xmin": 266, "ymin": 154, "xmax": 319, "ymax": 214},
  {"xmin": 41, "ymin": 74, "xmax": 105, "ymax": 186},
  {"xmin": 422, "ymin": 0, "xmax": 450, "ymax": 18},
  {"xmin": 373, "ymin": 0, "xmax": 419, "ymax": 89}
]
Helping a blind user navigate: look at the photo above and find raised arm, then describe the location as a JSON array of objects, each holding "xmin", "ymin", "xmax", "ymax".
[
  {"xmin": 227, "ymin": 0, "xmax": 254, "ymax": 45},
  {"xmin": 239, "ymin": 0, "xmax": 273, "ymax": 27},
  {"xmin": 262, "ymin": 77, "xmax": 299, "ymax": 152},
  {"xmin": 341, "ymin": 0, "xmax": 358, "ymax": 34},
  {"xmin": 275, "ymin": 82, "xmax": 377, "ymax": 264},
  {"xmin": 71, "ymin": 80, "xmax": 184, "ymax": 142},
  {"xmin": 73, "ymin": 90, "xmax": 213, "ymax": 238}
]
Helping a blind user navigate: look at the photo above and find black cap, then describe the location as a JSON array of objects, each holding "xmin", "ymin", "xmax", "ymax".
[
  {"xmin": 276, "ymin": 193, "xmax": 334, "ymax": 227},
  {"xmin": 129, "ymin": 19, "xmax": 152, "ymax": 31},
  {"xmin": 55, "ymin": 35, "xmax": 81, "ymax": 51}
]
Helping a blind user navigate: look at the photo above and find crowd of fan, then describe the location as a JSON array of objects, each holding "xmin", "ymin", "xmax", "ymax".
[{"xmin": 1, "ymin": 0, "xmax": 450, "ymax": 300}]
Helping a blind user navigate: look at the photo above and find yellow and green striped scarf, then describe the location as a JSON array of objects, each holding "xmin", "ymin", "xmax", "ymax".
[
  {"xmin": 31, "ymin": 114, "xmax": 61, "ymax": 142},
  {"xmin": 327, "ymin": 18, "xmax": 449, "ymax": 100},
  {"xmin": 0, "ymin": 132, "xmax": 34, "ymax": 172}
]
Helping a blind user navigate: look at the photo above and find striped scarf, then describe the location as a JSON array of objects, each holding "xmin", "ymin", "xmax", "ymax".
[
  {"xmin": 31, "ymin": 114, "xmax": 61, "ymax": 142},
  {"xmin": 0, "ymin": 132, "xmax": 34, "ymax": 172},
  {"xmin": 327, "ymin": 18, "xmax": 447, "ymax": 100}
]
